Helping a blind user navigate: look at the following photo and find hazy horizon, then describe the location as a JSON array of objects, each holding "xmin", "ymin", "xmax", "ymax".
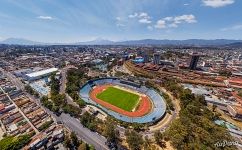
[{"xmin": 1, "ymin": 37, "xmax": 242, "ymax": 44}]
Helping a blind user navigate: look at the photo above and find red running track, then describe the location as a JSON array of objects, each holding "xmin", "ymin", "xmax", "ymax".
[{"xmin": 89, "ymin": 85, "xmax": 152, "ymax": 117}]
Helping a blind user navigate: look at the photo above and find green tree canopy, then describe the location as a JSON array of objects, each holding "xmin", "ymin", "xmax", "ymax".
[{"xmin": 125, "ymin": 130, "xmax": 143, "ymax": 150}]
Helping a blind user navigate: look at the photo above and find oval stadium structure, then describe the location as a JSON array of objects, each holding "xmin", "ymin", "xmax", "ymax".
[{"xmin": 79, "ymin": 77, "xmax": 166, "ymax": 124}]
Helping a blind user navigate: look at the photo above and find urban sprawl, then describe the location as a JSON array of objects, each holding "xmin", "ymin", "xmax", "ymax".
[{"xmin": 0, "ymin": 44, "xmax": 242, "ymax": 150}]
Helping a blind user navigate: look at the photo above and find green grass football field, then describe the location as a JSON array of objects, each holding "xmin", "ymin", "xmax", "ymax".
[{"xmin": 96, "ymin": 86, "xmax": 140, "ymax": 111}]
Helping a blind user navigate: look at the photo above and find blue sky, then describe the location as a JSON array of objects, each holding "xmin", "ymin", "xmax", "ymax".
[{"xmin": 0, "ymin": 0, "xmax": 241, "ymax": 42}]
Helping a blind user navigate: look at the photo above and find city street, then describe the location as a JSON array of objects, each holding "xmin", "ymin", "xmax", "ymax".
[{"xmin": 2, "ymin": 69, "xmax": 109, "ymax": 150}]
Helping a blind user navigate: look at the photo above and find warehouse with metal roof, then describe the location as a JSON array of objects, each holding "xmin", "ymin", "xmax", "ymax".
[{"xmin": 25, "ymin": 68, "xmax": 58, "ymax": 81}]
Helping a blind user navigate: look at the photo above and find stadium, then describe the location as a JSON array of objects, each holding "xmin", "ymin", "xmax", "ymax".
[{"xmin": 79, "ymin": 77, "xmax": 166, "ymax": 124}]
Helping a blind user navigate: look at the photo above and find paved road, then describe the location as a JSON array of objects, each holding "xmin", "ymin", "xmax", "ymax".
[
  {"xmin": 45, "ymin": 107, "xmax": 108, "ymax": 150},
  {"xmin": 60, "ymin": 68, "xmax": 67, "ymax": 94},
  {"xmin": 3, "ymin": 70, "xmax": 25, "ymax": 90},
  {"xmin": 59, "ymin": 65, "xmax": 77, "ymax": 94},
  {"xmin": 32, "ymin": 95, "xmax": 109, "ymax": 150},
  {"xmin": 60, "ymin": 113, "xmax": 108, "ymax": 150},
  {"xmin": 1, "ymin": 68, "xmax": 109, "ymax": 150}
]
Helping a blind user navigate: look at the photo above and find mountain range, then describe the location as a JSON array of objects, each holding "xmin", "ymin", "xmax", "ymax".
[{"xmin": 0, "ymin": 38, "xmax": 242, "ymax": 46}]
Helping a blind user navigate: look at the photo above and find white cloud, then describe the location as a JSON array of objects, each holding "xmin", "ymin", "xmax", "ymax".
[
  {"xmin": 168, "ymin": 23, "xmax": 178, "ymax": 28},
  {"xmin": 202, "ymin": 0, "xmax": 234, "ymax": 8},
  {"xmin": 116, "ymin": 17, "xmax": 121, "ymax": 21},
  {"xmin": 128, "ymin": 12, "xmax": 196, "ymax": 30},
  {"xmin": 184, "ymin": 3, "xmax": 190, "ymax": 6},
  {"xmin": 128, "ymin": 12, "xmax": 152, "ymax": 24},
  {"xmin": 115, "ymin": 16, "xmax": 126, "ymax": 28},
  {"xmin": 154, "ymin": 14, "xmax": 197, "ymax": 29},
  {"xmin": 128, "ymin": 13, "xmax": 138, "ymax": 18},
  {"xmin": 221, "ymin": 24, "xmax": 242, "ymax": 31},
  {"xmin": 163, "ymin": 17, "xmax": 173, "ymax": 21},
  {"xmin": 116, "ymin": 23, "xmax": 126, "ymax": 27},
  {"xmin": 154, "ymin": 20, "xmax": 166, "ymax": 29},
  {"xmin": 139, "ymin": 18, "xmax": 152, "ymax": 24},
  {"xmin": 174, "ymin": 14, "xmax": 197, "ymax": 24},
  {"xmin": 139, "ymin": 12, "xmax": 150, "ymax": 19},
  {"xmin": 37, "ymin": 16, "xmax": 53, "ymax": 20}
]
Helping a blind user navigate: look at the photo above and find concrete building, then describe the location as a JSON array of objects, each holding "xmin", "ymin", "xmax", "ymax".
[
  {"xmin": 132, "ymin": 57, "xmax": 144, "ymax": 64},
  {"xmin": 227, "ymin": 105, "xmax": 242, "ymax": 120},
  {"xmin": 90, "ymin": 59, "xmax": 103, "ymax": 65},
  {"xmin": 143, "ymin": 53, "xmax": 149, "ymax": 63},
  {"xmin": 238, "ymin": 54, "xmax": 242, "ymax": 61},
  {"xmin": 117, "ymin": 59, "xmax": 124, "ymax": 66},
  {"xmin": 189, "ymin": 55, "xmax": 200, "ymax": 70},
  {"xmin": 153, "ymin": 53, "xmax": 160, "ymax": 65},
  {"xmin": 25, "ymin": 68, "xmax": 58, "ymax": 81}
]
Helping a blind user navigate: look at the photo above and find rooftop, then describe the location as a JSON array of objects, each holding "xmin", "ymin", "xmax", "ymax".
[
  {"xmin": 230, "ymin": 105, "xmax": 242, "ymax": 115},
  {"xmin": 26, "ymin": 68, "xmax": 58, "ymax": 78}
]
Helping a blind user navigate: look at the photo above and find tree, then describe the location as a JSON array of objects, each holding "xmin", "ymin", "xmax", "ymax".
[
  {"xmin": 52, "ymin": 94, "xmax": 66, "ymax": 106},
  {"xmin": 64, "ymin": 135, "xmax": 72, "ymax": 148},
  {"xmin": 132, "ymin": 123, "xmax": 143, "ymax": 132},
  {"xmin": 163, "ymin": 93, "xmax": 174, "ymax": 111},
  {"xmin": 143, "ymin": 136, "xmax": 151, "ymax": 150},
  {"xmin": 66, "ymin": 68, "xmax": 86, "ymax": 107},
  {"xmin": 78, "ymin": 142, "xmax": 88, "ymax": 150},
  {"xmin": 34, "ymin": 92, "xmax": 39, "ymax": 98},
  {"xmin": 62, "ymin": 104, "xmax": 81, "ymax": 117},
  {"xmin": 51, "ymin": 105, "xmax": 60, "ymax": 113},
  {"xmin": 0, "ymin": 134, "xmax": 31, "ymax": 150},
  {"xmin": 38, "ymin": 120, "xmax": 53, "ymax": 131},
  {"xmin": 79, "ymin": 112, "xmax": 98, "ymax": 132},
  {"xmin": 238, "ymin": 90, "xmax": 242, "ymax": 98},
  {"xmin": 104, "ymin": 122, "xmax": 118, "ymax": 143},
  {"xmin": 125, "ymin": 130, "xmax": 143, "ymax": 150},
  {"xmin": 41, "ymin": 95, "xmax": 48, "ymax": 101},
  {"xmin": 212, "ymin": 104, "xmax": 217, "ymax": 112},
  {"xmin": 89, "ymin": 145, "xmax": 95, "ymax": 150},
  {"xmin": 163, "ymin": 78, "xmax": 236, "ymax": 150},
  {"xmin": 76, "ymin": 98, "xmax": 86, "ymax": 108},
  {"xmin": 25, "ymin": 85, "xmax": 38, "ymax": 96},
  {"xmin": 40, "ymin": 96, "xmax": 54, "ymax": 110},
  {"xmin": 50, "ymin": 73, "xmax": 60, "ymax": 95},
  {"xmin": 154, "ymin": 131, "xmax": 166, "ymax": 149},
  {"xmin": 71, "ymin": 132, "xmax": 80, "ymax": 148}
]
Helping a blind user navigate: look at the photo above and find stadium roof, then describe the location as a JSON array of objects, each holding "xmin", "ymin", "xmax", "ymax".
[{"xmin": 26, "ymin": 68, "xmax": 58, "ymax": 78}]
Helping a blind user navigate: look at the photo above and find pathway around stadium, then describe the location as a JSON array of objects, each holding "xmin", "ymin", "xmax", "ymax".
[{"xmin": 148, "ymin": 85, "xmax": 180, "ymax": 132}]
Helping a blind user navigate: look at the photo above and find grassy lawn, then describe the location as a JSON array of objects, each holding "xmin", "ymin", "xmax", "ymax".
[{"xmin": 96, "ymin": 86, "xmax": 140, "ymax": 111}]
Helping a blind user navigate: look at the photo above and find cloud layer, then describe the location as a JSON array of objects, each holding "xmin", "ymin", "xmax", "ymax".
[
  {"xmin": 129, "ymin": 12, "xmax": 152, "ymax": 24},
  {"xmin": 221, "ymin": 24, "xmax": 242, "ymax": 31},
  {"xmin": 127, "ymin": 12, "xmax": 197, "ymax": 30},
  {"xmin": 155, "ymin": 14, "xmax": 197, "ymax": 29},
  {"xmin": 37, "ymin": 16, "xmax": 53, "ymax": 20},
  {"xmin": 202, "ymin": 0, "xmax": 235, "ymax": 8}
]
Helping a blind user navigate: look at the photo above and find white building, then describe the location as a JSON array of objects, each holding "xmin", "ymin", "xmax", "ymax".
[{"xmin": 25, "ymin": 68, "xmax": 58, "ymax": 81}]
